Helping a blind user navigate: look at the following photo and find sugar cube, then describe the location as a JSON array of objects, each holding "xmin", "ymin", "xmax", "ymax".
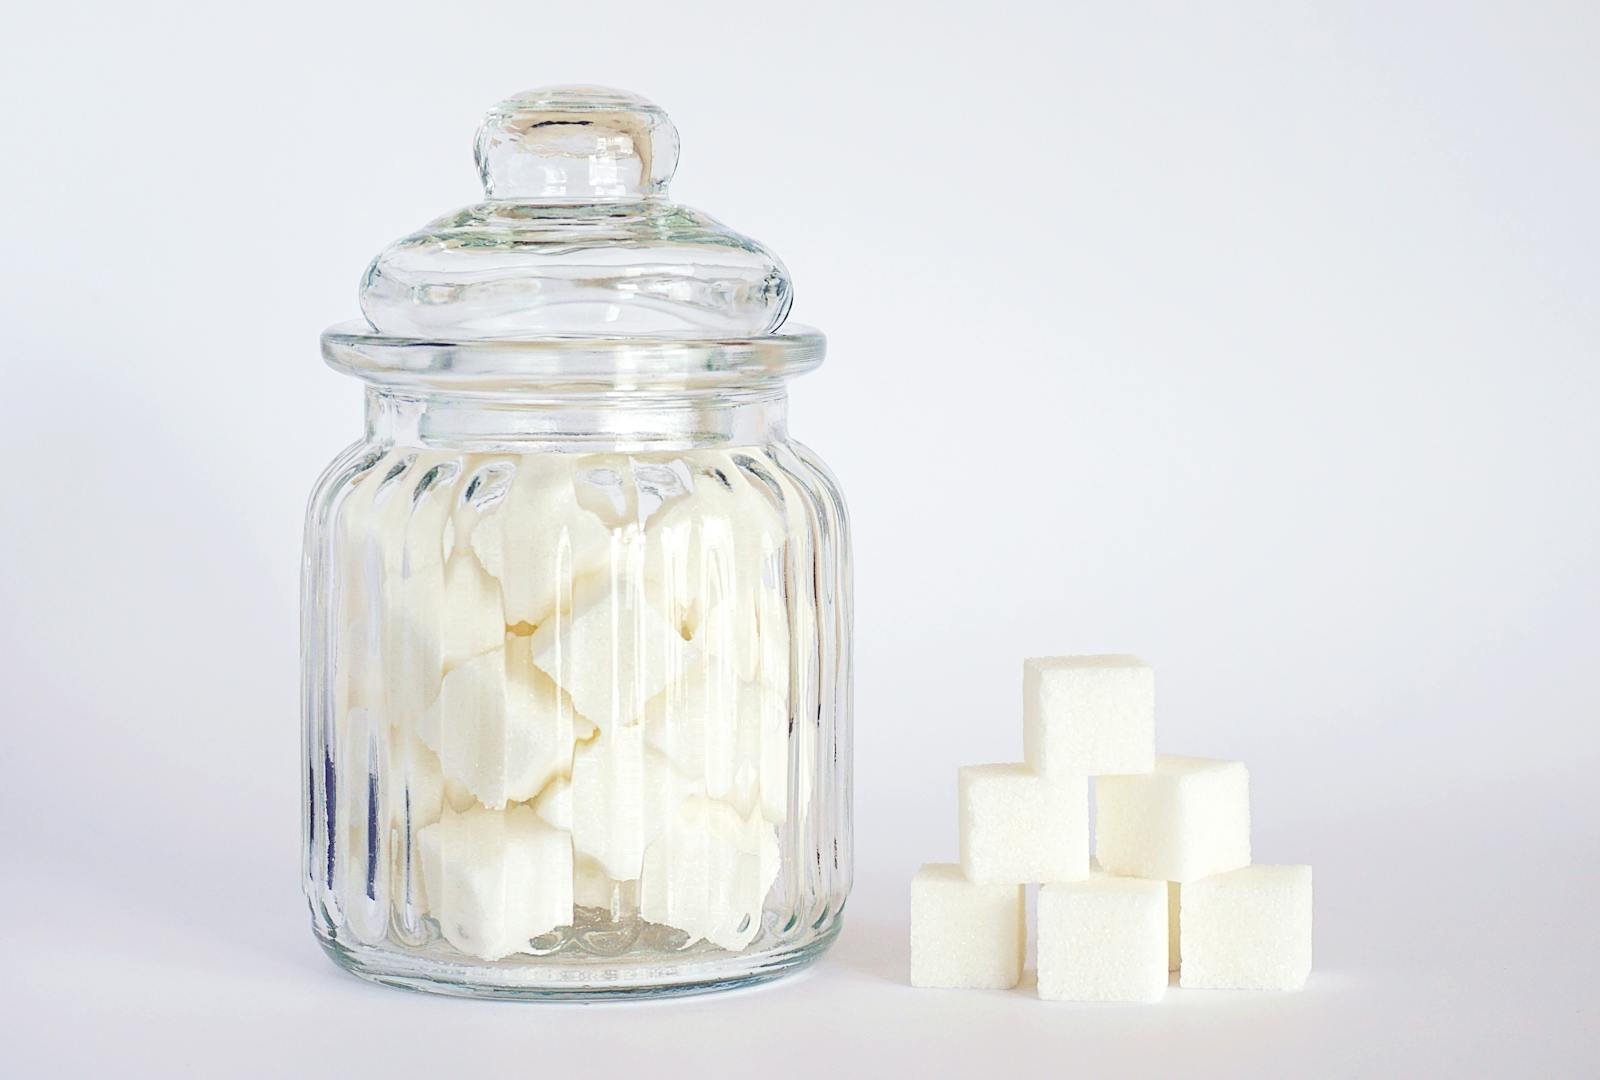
[
  {"xmin": 1037, "ymin": 877, "xmax": 1168, "ymax": 1002},
  {"xmin": 469, "ymin": 454, "xmax": 616, "ymax": 627},
  {"xmin": 1095, "ymin": 754, "xmax": 1250, "ymax": 882},
  {"xmin": 443, "ymin": 776, "xmax": 478, "ymax": 813},
  {"xmin": 573, "ymin": 853, "xmax": 631, "ymax": 912},
  {"xmin": 569, "ymin": 723, "xmax": 700, "ymax": 880},
  {"xmin": 333, "ymin": 719, "xmax": 450, "ymax": 940},
  {"xmin": 909, "ymin": 863, "xmax": 1024, "ymax": 989},
  {"xmin": 644, "ymin": 661, "xmax": 789, "ymax": 821},
  {"xmin": 419, "ymin": 635, "xmax": 588, "ymax": 809},
  {"xmin": 387, "ymin": 732, "xmax": 445, "ymax": 831},
  {"xmin": 384, "ymin": 546, "xmax": 507, "ymax": 721},
  {"xmin": 1023, "ymin": 656, "xmax": 1155, "ymax": 778},
  {"xmin": 1168, "ymin": 881, "xmax": 1181, "ymax": 972},
  {"xmin": 644, "ymin": 456, "xmax": 787, "ymax": 685},
  {"xmin": 417, "ymin": 805, "xmax": 574, "ymax": 961},
  {"xmin": 1180, "ymin": 865, "xmax": 1312, "ymax": 990},
  {"xmin": 337, "ymin": 453, "xmax": 506, "ymax": 733},
  {"xmin": 639, "ymin": 796, "xmax": 779, "ymax": 951},
  {"xmin": 959, "ymin": 764, "xmax": 1089, "ymax": 885},
  {"xmin": 531, "ymin": 774, "xmax": 573, "ymax": 830},
  {"xmin": 528, "ymin": 569, "xmax": 698, "ymax": 731}
]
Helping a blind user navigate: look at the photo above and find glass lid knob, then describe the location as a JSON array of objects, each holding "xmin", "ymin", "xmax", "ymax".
[{"xmin": 474, "ymin": 85, "xmax": 681, "ymax": 201}]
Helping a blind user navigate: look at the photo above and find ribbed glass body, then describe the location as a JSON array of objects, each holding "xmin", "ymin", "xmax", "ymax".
[{"xmin": 302, "ymin": 387, "xmax": 852, "ymax": 998}]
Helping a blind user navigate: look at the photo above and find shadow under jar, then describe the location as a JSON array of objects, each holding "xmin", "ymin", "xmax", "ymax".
[{"xmin": 300, "ymin": 86, "xmax": 853, "ymax": 1000}]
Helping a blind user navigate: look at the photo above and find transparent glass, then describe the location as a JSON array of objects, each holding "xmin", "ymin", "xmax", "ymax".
[
  {"xmin": 305, "ymin": 85, "xmax": 849, "ymax": 998},
  {"xmin": 359, "ymin": 85, "xmax": 791, "ymax": 340},
  {"xmin": 302, "ymin": 386, "xmax": 852, "ymax": 998}
]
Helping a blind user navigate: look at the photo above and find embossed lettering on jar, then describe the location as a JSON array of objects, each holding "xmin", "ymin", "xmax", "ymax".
[{"xmin": 302, "ymin": 86, "xmax": 853, "ymax": 999}]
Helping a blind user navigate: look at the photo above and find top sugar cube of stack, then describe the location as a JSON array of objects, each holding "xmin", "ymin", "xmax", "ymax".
[{"xmin": 1023, "ymin": 656, "xmax": 1155, "ymax": 778}]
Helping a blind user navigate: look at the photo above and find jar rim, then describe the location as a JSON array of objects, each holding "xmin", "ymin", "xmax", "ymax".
[{"xmin": 321, "ymin": 321, "xmax": 825, "ymax": 393}]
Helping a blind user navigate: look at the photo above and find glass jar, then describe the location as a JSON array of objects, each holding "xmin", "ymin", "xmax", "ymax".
[{"xmin": 301, "ymin": 87, "xmax": 852, "ymax": 999}]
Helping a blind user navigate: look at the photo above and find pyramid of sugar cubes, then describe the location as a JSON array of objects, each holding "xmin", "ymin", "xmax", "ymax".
[{"xmin": 910, "ymin": 655, "xmax": 1312, "ymax": 1001}]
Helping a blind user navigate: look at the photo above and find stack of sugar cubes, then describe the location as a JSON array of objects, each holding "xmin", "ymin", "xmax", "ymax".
[{"xmin": 910, "ymin": 656, "xmax": 1312, "ymax": 1001}]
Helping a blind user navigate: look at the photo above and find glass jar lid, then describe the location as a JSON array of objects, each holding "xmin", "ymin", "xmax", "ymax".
[{"xmin": 323, "ymin": 86, "xmax": 822, "ymax": 390}]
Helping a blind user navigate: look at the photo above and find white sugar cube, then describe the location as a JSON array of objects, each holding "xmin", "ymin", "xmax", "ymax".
[
  {"xmin": 396, "ymin": 457, "xmax": 487, "ymax": 687},
  {"xmin": 381, "ymin": 547, "xmax": 510, "ymax": 733},
  {"xmin": 573, "ymin": 853, "xmax": 631, "ymax": 912},
  {"xmin": 531, "ymin": 774, "xmax": 573, "ymax": 830},
  {"xmin": 1180, "ymin": 865, "xmax": 1312, "ymax": 990},
  {"xmin": 334, "ymin": 714, "xmax": 447, "ymax": 876},
  {"xmin": 1037, "ymin": 877, "xmax": 1168, "ymax": 1002},
  {"xmin": 417, "ymin": 805, "xmax": 574, "ymax": 961},
  {"xmin": 644, "ymin": 661, "xmax": 789, "ymax": 821},
  {"xmin": 909, "ymin": 863, "xmax": 1024, "ymax": 989},
  {"xmin": 443, "ymin": 776, "xmax": 478, "ymax": 813},
  {"xmin": 388, "ymin": 732, "xmax": 445, "ymax": 830},
  {"xmin": 958, "ymin": 764, "xmax": 1089, "ymax": 885},
  {"xmin": 718, "ymin": 584, "xmax": 791, "ymax": 692},
  {"xmin": 336, "ymin": 453, "xmax": 506, "ymax": 731},
  {"xmin": 1023, "ymin": 655, "xmax": 1154, "ymax": 778},
  {"xmin": 419, "ymin": 635, "xmax": 589, "ymax": 809},
  {"xmin": 569, "ymin": 724, "xmax": 700, "ymax": 880},
  {"xmin": 639, "ymin": 797, "xmax": 780, "ymax": 951},
  {"xmin": 437, "ymin": 547, "xmax": 513, "ymax": 663},
  {"xmin": 470, "ymin": 454, "xmax": 616, "ymax": 627},
  {"xmin": 528, "ymin": 569, "xmax": 699, "ymax": 731},
  {"xmin": 1168, "ymin": 881, "xmax": 1181, "ymax": 971},
  {"xmin": 336, "ymin": 612, "xmax": 382, "ymax": 721},
  {"xmin": 407, "ymin": 543, "xmax": 508, "ymax": 665},
  {"xmin": 1095, "ymin": 755, "xmax": 1251, "ymax": 882},
  {"xmin": 644, "ymin": 455, "xmax": 787, "ymax": 684}
]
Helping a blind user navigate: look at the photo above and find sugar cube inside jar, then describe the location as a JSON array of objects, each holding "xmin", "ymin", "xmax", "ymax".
[{"xmin": 301, "ymin": 85, "xmax": 853, "ymax": 999}]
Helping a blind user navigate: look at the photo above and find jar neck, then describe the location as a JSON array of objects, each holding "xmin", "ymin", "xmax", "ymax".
[{"xmin": 363, "ymin": 385, "xmax": 789, "ymax": 451}]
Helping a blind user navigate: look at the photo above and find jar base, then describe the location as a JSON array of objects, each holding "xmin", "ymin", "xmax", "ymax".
[{"xmin": 315, "ymin": 919, "xmax": 842, "ymax": 1001}]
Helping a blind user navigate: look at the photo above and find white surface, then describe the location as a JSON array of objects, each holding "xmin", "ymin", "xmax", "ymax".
[{"xmin": 2, "ymin": 1, "xmax": 1597, "ymax": 1076}]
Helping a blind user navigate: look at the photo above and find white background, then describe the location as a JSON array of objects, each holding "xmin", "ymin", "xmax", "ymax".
[{"xmin": 3, "ymin": 2, "xmax": 1596, "ymax": 1075}]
